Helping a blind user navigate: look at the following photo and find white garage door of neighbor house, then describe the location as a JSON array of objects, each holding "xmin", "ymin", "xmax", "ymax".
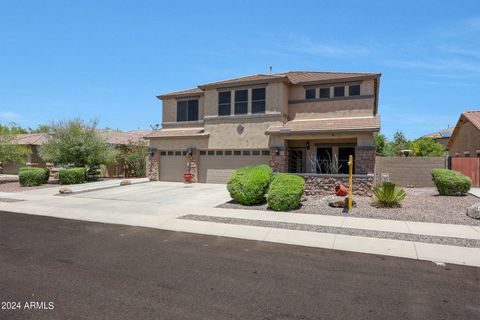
[
  {"xmin": 198, "ymin": 150, "xmax": 270, "ymax": 184},
  {"xmin": 159, "ymin": 151, "xmax": 188, "ymax": 182}
]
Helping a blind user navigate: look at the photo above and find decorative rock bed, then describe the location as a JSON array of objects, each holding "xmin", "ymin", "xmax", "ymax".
[{"xmin": 300, "ymin": 174, "xmax": 374, "ymax": 197}]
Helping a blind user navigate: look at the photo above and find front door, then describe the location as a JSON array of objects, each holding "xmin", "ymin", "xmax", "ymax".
[{"xmin": 288, "ymin": 148, "xmax": 305, "ymax": 173}]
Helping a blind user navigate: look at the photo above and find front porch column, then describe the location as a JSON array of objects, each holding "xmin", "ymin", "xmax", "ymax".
[
  {"xmin": 147, "ymin": 149, "xmax": 159, "ymax": 181},
  {"xmin": 355, "ymin": 146, "xmax": 376, "ymax": 174},
  {"xmin": 270, "ymin": 142, "xmax": 289, "ymax": 173},
  {"xmin": 187, "ymin": 150, "xmax": 199, "ymax": 183}
]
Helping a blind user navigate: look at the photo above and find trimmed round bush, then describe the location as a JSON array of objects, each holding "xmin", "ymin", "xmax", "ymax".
[
  {"xmin": 267, "ymin": 174, "xmax": 305, "ymax": 211},
  {"xmin": 432, "ymin": 168, "xmax": 471, "ymax": 196},
  {"xmin": 59, "ymin": 167, "xmax": 86, "ymax": 185},
  {"xmin": 19, "ymin": 167, "xmax": 49, "ymax": 186},
  {"xmin": 227, "ymin": 165, "xmax": 273, "ymax": 205}
]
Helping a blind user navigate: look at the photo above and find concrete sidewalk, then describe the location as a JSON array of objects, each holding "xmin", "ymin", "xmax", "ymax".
[
  {"xmin": 470, "ymin": 188, "xmax": 480, "ymax": 198},
  {"xmin": 0, "ymin": 182, "xmax": 479, "ymax": 267}
]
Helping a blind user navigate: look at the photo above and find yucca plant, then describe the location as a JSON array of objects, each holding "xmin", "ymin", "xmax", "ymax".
[{"xmin": 372, "ymin": 182, "xmax": 407, "ymax": 208}]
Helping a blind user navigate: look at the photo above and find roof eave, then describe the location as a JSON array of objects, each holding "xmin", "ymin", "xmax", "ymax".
[{"xmin": 198, "ymin": 77, "xmax": 288, "ymax": 90}]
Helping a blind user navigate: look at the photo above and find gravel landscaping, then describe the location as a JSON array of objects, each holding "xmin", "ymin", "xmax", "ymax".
[
  {"xmin": 179, "ymin": 214, "xmax": 480, "ymax": 248},
  {"xmin": 218, "ymin": 188, "xmax": 480, "ymax": 226},
  {"xmin": 0, "ymin": 181, "xmax": 57, "ymax": 193}
]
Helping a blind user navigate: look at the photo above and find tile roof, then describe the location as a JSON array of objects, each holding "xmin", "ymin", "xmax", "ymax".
[
  {"xmin": 463, "ymin": 110, "xmax": 480, "ymax": 130},
  {"xmin": 446, "ymin": 110, "xmax": 480, "ymax": 150},
  {"xmin": 423, "ymin": 127, "xmax": 454, "ymax": 139},
  {"xmin": 157, "ymin": 87, "xmax": 204, "ymax": 98},
  {"xmin": 12, "ymin": 133, "xmax": 50, "ymax": 146},
  {"xmin": 144, "ymin": 127, "xmax": 208, "ymax": 139},
  {"xmin": 285, "ymin": 71, "xmax": 380, "ymax": 84},
  {"xmin": 97, "ymin": 130, "xmax": 152, "ymax": 145},
  {"xmin": 266, "ymin": 116, "xmax": 380, "ymax": 135},
  {"xmin": 159, "ymin": 71, "xmax": 381, "ymax": 97}
]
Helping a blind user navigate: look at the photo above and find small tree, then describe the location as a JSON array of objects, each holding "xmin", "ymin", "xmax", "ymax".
[
  {"xmin": 40, "ymin": 119, "xmax": 118, "ymax": 168},
  {"xmin": 0, "ymin": 131, "xmax": 31, "ymax": 166},
  {"xmin": 120, "ymin": 139, "xmax": 148, "ymax": 177},
  {"xmin": 410, "ymin": 137, "xmax": 445, "ymax": 156}
]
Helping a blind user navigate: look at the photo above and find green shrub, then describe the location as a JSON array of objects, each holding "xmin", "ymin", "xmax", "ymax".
[
  {"xmin": 266, "ymin": 174, "xmax": 305, "ymax": 211},
  {"xmin": 227, "ymin": 165, "xmax": 273, "ymax": 205},
  {"xmin": 432, "ymin": 168, "xmax": 471, "ymax": 196},
  {"xmin": 58, "ymin": 167, "xmax": 86, "ymax": 185},
  {"xmin": 372, "ymin": 182, "xmax": 407, "ymax": 208},
  {"xmin": 19, "ymin": 167, "xmax": 49, "ymax": 186}
]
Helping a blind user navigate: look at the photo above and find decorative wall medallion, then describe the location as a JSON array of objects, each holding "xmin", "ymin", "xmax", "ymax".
[{"xmin": 237, "ymin": 124, "xmax": 245, "ymax": 135}]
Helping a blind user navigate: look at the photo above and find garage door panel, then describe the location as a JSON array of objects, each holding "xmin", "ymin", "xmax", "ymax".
[
  {"xmin": 198, "ymin": 156, "xmax": 269, "ymax": 183},
  {"xmin": 159, "ymin": 156, "xmax": 187, "ymax": 182}
]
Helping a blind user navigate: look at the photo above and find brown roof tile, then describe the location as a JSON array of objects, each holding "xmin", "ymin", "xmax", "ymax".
[
  {"xmin": 266, "ymin": 116, "xmax": 380, "ymax": 135},
  {"xmin": 144, "ymin": 127, "xmax": 208, "ymax": 139},
  {"xmin": 447, "ymin": 110, "xmax": 480, "ymax": 149},
  {"xmin": 12, "ymin": 133, "xmax": 50, "ymax": 146},
  {"xmin": 198, "ymin": 74, "xmax": 287, "ymax": 89},
  {"xmin": 285, "ymin": 71, "xmax": 380, "ymax": 84},
  {"xmin": 463, "ymin": 110, "xmax": 480, "ymax": 130},
  {"xmin": 97, "ymin": 130, "xmax": 151, "ymax": 145},
  {"xmin": 157, "ymin": 87, "xmax": 204, "ymax": 99}
]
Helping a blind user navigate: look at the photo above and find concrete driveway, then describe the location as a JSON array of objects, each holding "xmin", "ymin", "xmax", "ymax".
[{"xmin": 71, "ymin": 181, "xmax": 230, "ymax": 208}]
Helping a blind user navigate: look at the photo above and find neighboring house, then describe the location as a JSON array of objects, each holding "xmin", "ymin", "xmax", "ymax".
[
  {"xmin": 422, "ymin": 127, "xmax": 453, "ymax": 147},
  {"xmin": 145, "ymin": 71, "xmax": 381, "ymax": 183},
  {"xmin": 2, "ymin": 133, "xmax": 49, "ymax": 174},
  {"xmin": 447, "ymin": 110, "xmax": 480, "ymax": 157},
  {"xmin": 3, "ymin": 130, "xmax": 150, "ymax": 176}
]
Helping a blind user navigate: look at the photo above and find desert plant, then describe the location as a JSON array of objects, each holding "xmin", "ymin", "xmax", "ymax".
[
  {"xmin": 19, "ymin": 167, "xmax": 49, "ymax": 186},
  {"xmin": 266, "ymin": 174, "xmax": 305, "ymax": 211},
  {"xmin": 372, "ymin": 182, "xmax": 406, "ymax": 208},
  {"xmin": 58, "ymin": 167, "xmax": 86, "ymax": 185},
  {"xmin": 40, "ymin": 118, "xmax": 118, "ymax": 168},
  {"xmin": 431, "ymin": 168, "xmax": 471, "ymax": 196},
  {"xmin": 227, "ymin": 164, "xmax": 273, "ymax": 205}
]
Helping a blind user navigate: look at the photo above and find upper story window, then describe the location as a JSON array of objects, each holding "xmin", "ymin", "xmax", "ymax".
[
  {"xmin": 334, "ymin": 86, "xmax": 345, "ymax": 97},
  {"xmin": 305, "ymin": 88, "xmax": 316, "ymax": 100},
  {"xmin": 349, "ymin": 84, "xmax": 360, "ymax": 96},
  {"xmin": 252, "ymin": 88, "xmax": 266, "ymax": 113},
  {"xmin": 177, "ymin": 99, "xmax": 198, "ymax": 122},
  {"xmin": 319, "ymin": 87, "xmax": 330, "ymax": 99},
  {"xmin": 234, "ymin": 90, "xmax": 248, "ymax": 115},
  {"xmin": 218, "ymin": 91, "xmax": 231, "ymax": 116}
]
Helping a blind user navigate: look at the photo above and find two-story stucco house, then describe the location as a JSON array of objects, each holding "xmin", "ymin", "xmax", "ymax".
[{"xmin": 145, "ymin": 71, "xmax": 381, "ymax": 184}]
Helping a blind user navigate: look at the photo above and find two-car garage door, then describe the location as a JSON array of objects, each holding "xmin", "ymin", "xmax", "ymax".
[
  {"xmin": 198, "ymin": 150, "xmax": 270, "ymax": 183},
  {"xmin": 159, "ymin": 150, "xmax": 270, "ymax": 183}
]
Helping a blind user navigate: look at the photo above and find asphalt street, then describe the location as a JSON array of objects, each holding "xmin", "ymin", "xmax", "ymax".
[{"xmin": 0, "ymin": 211, "xmax": 479, "ymax": 320}]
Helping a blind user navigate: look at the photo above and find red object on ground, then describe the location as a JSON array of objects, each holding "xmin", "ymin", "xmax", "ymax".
[
  {"xmin": 183, "ymin": 172, "xmax": 193, "ymax": 183},
  {"xmin": 334, "ymin": 184, "xmax": 348, "ymax": 196}
]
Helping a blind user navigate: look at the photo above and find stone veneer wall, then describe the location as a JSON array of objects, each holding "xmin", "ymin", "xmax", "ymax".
[
  {"xmin": 302, "ymin": 174, "xmax": 374, "ymax": 197},
  {"xmin": 187, "ymin": 150, "xmax": 199, "ymax": 183},
  {"xmin": 355, "ymin": 146, "xmax": 376, "ymax": 174},
  {"xmin": 269, "ymin": 147, "xmax": 288, "ymax": 173},
  {"xmin": 147, "ymin": 151, "xmax": 159, "ymax": 181}
]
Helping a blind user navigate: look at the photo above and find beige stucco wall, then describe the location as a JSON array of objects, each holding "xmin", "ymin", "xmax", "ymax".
[
  {"xmin": 162, "ymin": 96, "xmax": 205, "ymax": 123},
  {"xmin": 149, "ymin": 137, "xmax": 208, "ymax": 150},
  {"xmin": 288, "ymin": 98, "xmax": 374, "ymax": 120},
  {"xmin": 448, "ymin": 121, "xmax": 480, "ymax": 157},
  {"xmin": 205, "ymin": 116, "xmax": 283, "ymax": 149}
]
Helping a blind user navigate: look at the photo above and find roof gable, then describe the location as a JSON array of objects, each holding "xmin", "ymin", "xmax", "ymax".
[{"xmin": 446, "ymin": 110, "xmax": 480, "ymax": 150}]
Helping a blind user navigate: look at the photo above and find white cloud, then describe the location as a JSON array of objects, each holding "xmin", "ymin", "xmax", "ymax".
[
  {"xmin": 0, "ymin": 111, "xmax": 22, "ymax": 121},
  {"xmin": 284, "ymin": 35, "xmax": 374, "ymax": 57}
]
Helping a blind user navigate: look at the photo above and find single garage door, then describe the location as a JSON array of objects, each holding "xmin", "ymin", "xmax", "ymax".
[
  {"xmin": 159, "ymin": 151, "xmax": 188, "ymax": 182},
  {"xmin": 198, "ymin": 150, "xmax": 270, "ymax": 183}
]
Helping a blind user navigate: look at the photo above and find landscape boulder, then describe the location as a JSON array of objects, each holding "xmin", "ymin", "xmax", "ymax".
[
  {"xmin": 466, "ymin": 203, "xmax": 480, "ymax": 219},
  {"xmin": 59, "ymin": 187, "xmax": 72, "ymax": 194},
  {"xmin": 120, "ymin": 179, "xmax": 131, "ymax": 186}
]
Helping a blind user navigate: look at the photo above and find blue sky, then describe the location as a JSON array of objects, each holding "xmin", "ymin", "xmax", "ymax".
[{"xmin": 1, "ymin": 0, "xmax": 479, "ymax": 139}]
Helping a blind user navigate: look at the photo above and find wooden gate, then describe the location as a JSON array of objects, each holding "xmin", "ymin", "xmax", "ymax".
[{"xmin": 451, "ymin": 157, "xmax": 480, "ymax": 187}]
